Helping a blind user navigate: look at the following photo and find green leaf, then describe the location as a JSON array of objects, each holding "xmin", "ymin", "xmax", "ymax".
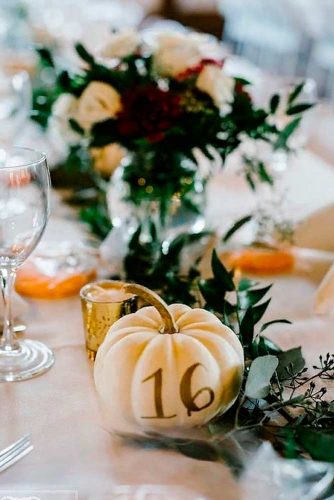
[
  {"xmin": 203, "ymin": 145, "xmax": 215, "ymax": 161},
  {"xmin": 286, "ymin": 103, "xmax": 313, "ymax": 115},
  {"xmin": 251, "ymin": 298, "xmax": 271, "ymax": 325},
  {"xmin": 245, "ymin": 355, "xmax": 279, "ymax": 399},
  {"xmin": 276, "ymin": 346, "xmax": 305, "ymax": 380},
  {"xmin": 288, "ymin": 82, "xmax": 305, "ymax": 104},
  {"xmin": 239, "ymin": 306, "xmax": 254, "ymax": 346},
  {"xmin": 80, "ymin": 204, "xmax": 112, "ymax": 240},
  {"xmin": 199, "ymin": 279, "xmax": 232, "ymax": 312},
  {"xmin": 211, "ymin": 250, "xmax": 235, "ymax": 292},
  {"xmin": 75, "ymin": 43, "xmax": 95, "ymax": 65},
  {"xmin": 260, "ymin": 319, "xmax": 292, "ymax": 332},
  {"xmin": 245, "ymin": 172, "xmax": 256, "ymax": 191},
  {"xmin": 222, "ymin": 215, "xmax": 252, "ymax": 243},
  {"xmin": 167, "ymin": 233, "xmax": 188, "ymax": 260},
  {"xmin": 69, "ymin": 118, "xmax": 85, "ymax": 135},
  {"xmin": 128, "ymin": 225, "xmax": 141, "ymax": 250},
  {"xmin": 238, "ymin": 278, "xmax": 257, "ymax": 291},
  {"xmin": 223, "ymin": 299, "xmax": 236, "ymax": 317},
  {"xmin": 258, "ymin": 161, "xmax": 274, "ymax": 185},
  {"xmin": 36, "ymin": 46, "xmax": 55, "ymax": 68},
  {"xmin": 270, "ymin": 94, "xmax": 280, "ymax": 114},
  {"xmin": 235, "ymin": 77, "xmax": 251, "ymax": 86},
  {"xmin": 274, "ymin": 117, "xmax": 301, "ymax": 150},
  {"xmin": 297, "ymin": 428, "xmax": 334, "ymax": 462},
  {"xmin": 91, "ymin": 119, "xmax": 118, "ymax": 147},
  {"xmin": 240, "ymin": 284, "xmax": 272, "ymax": 309},
  {"xmin": 253, "ymin": 336, "xmax": 282, "ymax": 356}
]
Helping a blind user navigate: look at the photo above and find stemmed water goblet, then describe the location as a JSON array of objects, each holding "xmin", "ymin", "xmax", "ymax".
[{"xmin": 0, "ymin": 146, "xmax": 54, "ymax": 381}]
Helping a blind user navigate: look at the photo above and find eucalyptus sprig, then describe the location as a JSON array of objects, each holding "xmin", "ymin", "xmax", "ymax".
[{"xmin": 200, "ymin": 252, "xmax": 334, "ymax": 463}]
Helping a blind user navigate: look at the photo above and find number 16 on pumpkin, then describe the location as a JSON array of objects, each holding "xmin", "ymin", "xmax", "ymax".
[{"xmin": 141, "ymin": 363, "xmax": 215, "ymax": 419}]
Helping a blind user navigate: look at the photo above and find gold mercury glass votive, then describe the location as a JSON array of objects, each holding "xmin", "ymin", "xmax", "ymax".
[{"xmin": 80, "ymin": 280, "xmax": 138, "ymax": 361}]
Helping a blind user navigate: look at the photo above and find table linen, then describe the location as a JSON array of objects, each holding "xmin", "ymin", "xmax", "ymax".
[{"xmin": 0, "ymin": 149, "xmax": 334, "ymax": 499}]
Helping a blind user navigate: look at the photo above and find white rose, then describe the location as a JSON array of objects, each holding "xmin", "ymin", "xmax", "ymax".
[
  {"xmin": 154, "ymin": 32, "xmax": 203, "ymax": 77},
  {"xmin": 99, "ymin": 29, "xmax": 140, "ymax": 59},
  {"xmin": 76, "ymin": 81, "xmax": 122, "ymax": 131},
  {"xmin": 90, "ymin": 143, "xmax": 125, "ymax": 177},
  {"xmin": 196, "ymin": 65, "xmax": 234, "ymax": 114},
  {"xmin": 153, "ymin": 31, "xmax": 225, "ymax": 78},
  {"xmin": 49, "ymin": 93, "xmax": 80, "ymax": 145}
]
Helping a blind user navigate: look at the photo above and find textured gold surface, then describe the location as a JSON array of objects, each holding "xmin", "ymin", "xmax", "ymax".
[{"xmin": 80, "ymin": 280, "xmax": 137, "ymax": 361}]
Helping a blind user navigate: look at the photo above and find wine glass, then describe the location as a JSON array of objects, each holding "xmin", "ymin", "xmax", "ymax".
[{"xmin": 0, "ymin": 147, "xmax": 54, "ymax": 382}]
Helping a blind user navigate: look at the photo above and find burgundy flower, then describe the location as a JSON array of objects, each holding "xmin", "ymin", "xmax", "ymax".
[
  {"xmin": 117, "ymin": 86, "xmax": 181, "ymax": 143},
  {"xmin": 176, "ymin": 58, "xmax": 224, "ymax": 81}
]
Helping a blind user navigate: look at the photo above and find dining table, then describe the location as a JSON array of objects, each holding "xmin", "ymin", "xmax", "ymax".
[{"xmin": 0, "ymin": 134, "xmax": 334, "ymax": 499}]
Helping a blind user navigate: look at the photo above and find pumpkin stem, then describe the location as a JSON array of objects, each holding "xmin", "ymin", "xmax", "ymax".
[{"xmin": 123, "ymin": 283, "xmax": 178, "ymax": 334}]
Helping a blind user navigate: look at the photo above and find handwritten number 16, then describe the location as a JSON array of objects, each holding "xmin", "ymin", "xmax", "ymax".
[{"xmin": 141, "ymin": 363, "xmax": 215, "ymax": 419}]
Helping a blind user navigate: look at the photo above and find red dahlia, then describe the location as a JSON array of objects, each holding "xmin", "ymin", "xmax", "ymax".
[{"xmin": 117, "ymin": 86, "xmax": 181, "ymax": 143}]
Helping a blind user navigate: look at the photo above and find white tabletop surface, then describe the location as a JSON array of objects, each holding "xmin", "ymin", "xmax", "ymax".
[{"xmin": 0, "ymin": 146, "xmax": 334, "ymax": 500}]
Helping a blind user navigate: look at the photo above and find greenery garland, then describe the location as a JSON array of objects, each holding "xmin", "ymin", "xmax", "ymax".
[{"xmin": 116, "ymin": 226, "xmax": 334, "ymax": 468}]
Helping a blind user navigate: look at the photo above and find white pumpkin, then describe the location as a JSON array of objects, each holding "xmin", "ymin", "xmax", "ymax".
[{"xmin": 94, "ymin": 284, "xmax": 244, "ymax": 434}]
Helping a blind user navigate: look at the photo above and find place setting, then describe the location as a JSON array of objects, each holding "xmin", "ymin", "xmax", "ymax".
[{"xmin": 0, "ymin": 2, "xmax": 334, "ymax": 499}]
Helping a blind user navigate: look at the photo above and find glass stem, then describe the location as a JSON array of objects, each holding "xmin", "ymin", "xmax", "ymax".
[{"xmin": 0, "ymin": 268, "xmax": 18, "ymax": 351}]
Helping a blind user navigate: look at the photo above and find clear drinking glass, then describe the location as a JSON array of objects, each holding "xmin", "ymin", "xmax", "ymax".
[{"xmin": 0, "ymin": 147, "xmax": 54, "ymax": 382}]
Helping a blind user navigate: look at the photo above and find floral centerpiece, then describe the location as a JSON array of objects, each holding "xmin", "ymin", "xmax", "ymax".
[{"xmin": 33, "ymin": 29, "xmax": 312, "ymax": 242}]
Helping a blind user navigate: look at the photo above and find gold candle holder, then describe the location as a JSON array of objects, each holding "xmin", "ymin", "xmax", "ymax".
[{"xmin": 80, "ymin": 280, "xmax": 137, "ymax": 361}]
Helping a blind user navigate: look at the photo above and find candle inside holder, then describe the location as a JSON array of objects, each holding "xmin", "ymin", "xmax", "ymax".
[
  {"xmin": 85, "ymin": 285, "xmax": 134, "ymax": 303},
  {"xmin": 80, "ymin": 280, "xmax": 137, "ymax": 361}
]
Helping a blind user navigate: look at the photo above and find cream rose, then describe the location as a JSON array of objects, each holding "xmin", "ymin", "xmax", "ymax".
[
  {"xmin": 90, "ymin": 143, "xmax": 124, "ymax": 177},
  {"xmin": 154, "ymin": 32, "xmax": 203, "ymax": 77},
  {"xmin": 49, "ymin": 93, "xmax": 80, "ymax": 144},
  {"xmin": 196, "ymin": 65, "xmax": 234, "ymax": 114},
  {"xmin": 99, "ymin": 29, "xmax": 140, "ymax": 59},
  {"xmin": 153, "ymin": 31, "xmax": 225, "ymax": 78},
  {"xmin": 76, "ymin": 81, "xmax": 122, "ymax": 131}
]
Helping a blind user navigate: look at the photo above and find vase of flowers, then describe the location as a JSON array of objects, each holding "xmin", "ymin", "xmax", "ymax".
[
  {"xmin": 107, "ymin": 147, "xmax": 209, "ymax": 246},
  {"xmin": 33, "ymin": 29, "xmax": 312, "ymax": 249}
]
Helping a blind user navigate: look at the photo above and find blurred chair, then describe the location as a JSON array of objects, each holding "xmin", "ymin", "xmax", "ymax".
[
  {"xmin": 305, "ymin": 0, "xmax": 334, "ymax": 100},
  {"xmin": 218, "ymin": 0, "xmax": 307, "ymax": 76}
]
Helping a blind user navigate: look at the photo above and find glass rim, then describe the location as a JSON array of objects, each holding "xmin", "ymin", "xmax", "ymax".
[
  {"xmin": 80, "ymin": 280, "xmax": 135, "ymax": 304},
  {"xmin": 0, "ymin": 146, "xmax": 47, "ymax": 169}
]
